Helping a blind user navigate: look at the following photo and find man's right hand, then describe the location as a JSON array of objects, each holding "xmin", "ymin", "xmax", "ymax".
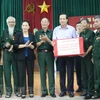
[
  {"xmin": 91, "ymin": 58, "xmax": 94, "ymax": 64},
  {"xmin": 51, "ymin": 41, "xmax": 55, "ymax": 47},
  {"xmin": 5, "ymin": 42, "xmax": 11, "ymax": 48}
]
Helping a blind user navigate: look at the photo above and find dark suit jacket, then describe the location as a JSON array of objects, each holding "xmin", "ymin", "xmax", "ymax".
[{"xmin": 14, "ymin": 32, "xmax": 36, "ymax": 60}]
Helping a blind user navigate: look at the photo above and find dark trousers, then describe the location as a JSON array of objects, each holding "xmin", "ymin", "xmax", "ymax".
[
  {"xmin": 94, "ymin": 58, "xmax": 100, "ymax": 96},
  {"xmin": 74, "ymin": 56, "xmax": 82, "ymax": 89},
  {"xmin": 81, "ymin": 55, "xmax": 94, "ymax": 95},
  {"xmin": 38, "ymin": 52, "xmax": 55, "ymax": 94},
  {"xmin": 58, "ymin": 57, "xmax": 74, "ymax": 92},
  {"xmin": 3, "ymin": 50, "xmax": 19, "ymax": 95},
  {"xmin": 17, "ymin": 57, "xmax": 34, "ymax": 95},
  {"xmin": 0, "ymin": 65, "xmax": 3, "ymax": 95}
]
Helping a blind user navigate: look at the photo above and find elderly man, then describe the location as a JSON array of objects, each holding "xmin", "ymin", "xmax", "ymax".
[
  {"xmin": 1, "ymin": 16, "xmax": 20, "ymax": 98},
  {"xmin": 35, "ymin": 18, "xmax": 56, "ymax": 98},
  {"xmin": 79, "ymin": 18, "xmax": 94, "ymax": 99},
  {"xmin": 92, "ymin": 15, "xmax": 100, "ymax": 99}
]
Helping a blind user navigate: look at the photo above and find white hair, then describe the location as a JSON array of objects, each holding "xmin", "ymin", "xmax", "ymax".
[{"xmin": 6, "ymin": 16, "xmax": 16, "ymax": 24}]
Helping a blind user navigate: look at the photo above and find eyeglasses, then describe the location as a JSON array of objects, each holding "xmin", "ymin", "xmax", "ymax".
[{"xmin": 8, "ymin": 21, "xmax": 15, "ymax": 23}]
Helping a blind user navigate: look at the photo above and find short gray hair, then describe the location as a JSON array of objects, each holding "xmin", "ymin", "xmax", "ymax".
[
  {"xmin": 6, "ymin": 16, "xmax": 16, "ymax": 24},
  {"xmin": 94, "ymin": 15, "xmax": 100, "ymax": 19}
]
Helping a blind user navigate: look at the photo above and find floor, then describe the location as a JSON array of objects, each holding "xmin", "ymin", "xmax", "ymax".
[{"xmin": 0, "ymin": 72, "xmax": 98, "ymax": 100}]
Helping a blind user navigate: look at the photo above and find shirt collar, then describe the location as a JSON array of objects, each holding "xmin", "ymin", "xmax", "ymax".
[
  {"xmin": 83, "ymin": 28, "xmax": 90, "ymax": 34},
  {"xmin": 96, "ymin": 31, "xmax": 100, "ymax": 35},
  {"xmin": 59, "ymin": 25, "xmax": 68, "ymax": 29},
  {"xmin": 41, "ymin": 29, "xmax": 50, "ymax": 33}
]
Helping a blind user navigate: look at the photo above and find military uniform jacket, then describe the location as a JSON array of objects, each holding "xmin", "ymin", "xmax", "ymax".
[
  {"xmin": 80, "ymin": 28, "xmax": 95, "ymax": 53},
  {"xmin": 1, "ymin": 28, "xmax": 20, "ymax": 49},
  {"xmin": 35, "ymin": 29, "xmax": 53, "ymax": 51},
  {"xmin": 93, "ymin": 31, "xmax": 100, "ymax": 58}
]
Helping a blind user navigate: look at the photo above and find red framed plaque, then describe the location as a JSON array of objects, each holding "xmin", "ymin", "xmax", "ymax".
[{"xmin": 53, "ymin": 37, "xmax": 84, "ymax": 57}]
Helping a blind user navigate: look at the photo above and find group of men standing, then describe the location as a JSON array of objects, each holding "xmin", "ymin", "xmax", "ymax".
[{"xmin": 0, "ymin": 14, "xmax": 100, "ymax": 100}]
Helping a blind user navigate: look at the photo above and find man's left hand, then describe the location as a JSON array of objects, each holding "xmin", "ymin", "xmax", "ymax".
[{"xmin": 41, "ymin": 35, "xmax": 48, "ymax": 41}]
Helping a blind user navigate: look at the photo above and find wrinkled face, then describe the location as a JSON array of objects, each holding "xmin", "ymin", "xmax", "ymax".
[
  {"xmin": 76, "ymin": 23, "xmax": 82, "ymax": 31},
  {"xmin": 41, "ymin": 18, "xmax": 49, "ymax": 29},
  {"xmin": 22, "ymin": 22, "xmax": 30, "ymax": 32},
  {"xmin": 59, "ymin": 15, "xmax": 68, "ymax": 26},
  {"xmin": 7, "ymin": 18, "xmax": 16, "ymax": 28},
  {"xmin": 94, "ymin": 18, "xmax": 100, "ymax": 29},
  {"xmin": 81, "ymin": 20, "xmax": 89, "ymax": 30}
]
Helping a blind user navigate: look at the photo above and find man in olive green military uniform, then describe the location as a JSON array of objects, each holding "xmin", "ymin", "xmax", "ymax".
[
  {"xmin": 0, "ymin": 36, "xmax": 3, "ymax": 98},
  {"xmin": 80, "ymin": 18, "xmax": 95, "ymax": 99},
  {"xmin": 1, "ymin": 16, "xmax": 20, "ymax": 98},
  {"xmin": 35, "ymin": 18, "xmax": 56, "ymax": 98},
  {"xmin": 92, "ymin": 15, "xmax": 100, "ymax": 99}
]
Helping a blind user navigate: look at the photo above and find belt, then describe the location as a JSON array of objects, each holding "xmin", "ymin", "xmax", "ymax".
[{"xmin": 38, "ymin": 49, "xmax": 52, "ymax": 52}]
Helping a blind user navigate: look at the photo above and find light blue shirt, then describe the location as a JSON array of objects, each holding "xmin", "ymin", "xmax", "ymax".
[{"xmin": 53, "ymin": 25, "xmax": 77, "ymax": 39}]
